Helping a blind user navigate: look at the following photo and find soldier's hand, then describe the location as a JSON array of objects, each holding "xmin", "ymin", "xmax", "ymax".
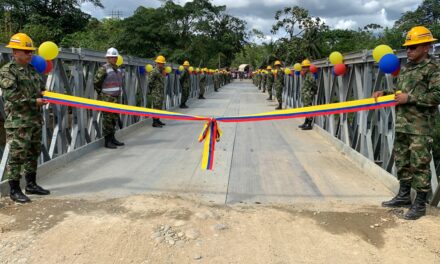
[
  {"xmin": 36, "ymin": 98, "xmax": 48, "ymax": 106},
  {"xmin": 372, "ymin": 91, "xmax": 384, "ymax": 102},
  {"xmin": 395, "ymin": 92, "xmax": 409, "ymax": 105}
]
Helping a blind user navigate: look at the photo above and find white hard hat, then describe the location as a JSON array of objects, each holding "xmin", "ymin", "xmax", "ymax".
[{"xmin": 105, "ymin": 47, "xmax": 119, "ymax": 57}]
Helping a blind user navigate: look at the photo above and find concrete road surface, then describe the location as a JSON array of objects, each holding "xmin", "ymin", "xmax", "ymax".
[{"xmin": 39, "ymin": 80, "xmax": 394, "ymax": 204}]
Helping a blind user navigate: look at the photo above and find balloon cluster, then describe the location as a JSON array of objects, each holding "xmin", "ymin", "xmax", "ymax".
[
  {"xmin": 329, "ymin": 51, "xmax": 346, "ymax": 76},
  {"xmin": 293, "ymin": 63, "xmax": 301, "ymax": 76},
  {"xmin": 31, "ymin": 41, "xmax": 59, "ymax": 74},
  {"xmin": 373, "ymin": 45, "xmax": 400, "ymax": 76}
]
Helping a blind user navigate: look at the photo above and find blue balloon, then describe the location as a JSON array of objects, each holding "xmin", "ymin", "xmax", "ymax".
[
  {"xmin": 138, "ymin": 66, "xmax": 146, "ymax": 75},
  {"xmin": 295, "ymin": 71, "xmax": 300, "ymax": 76},
  {"xmin": 175, "ymin": 70, "xmax": 181, "ymax": 75},
  {"xmin": 30, "ymin": 55, "xmax": 47, "ymax": 73},
  {"xmin": 313, "ymin": 73, "xmax": 318, "ymax": 79},
  {"xmin": 379, "ymin": 54, "xmax": 400, "ymax": 74}
]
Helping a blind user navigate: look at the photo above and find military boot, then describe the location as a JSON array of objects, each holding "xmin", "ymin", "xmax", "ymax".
[
  {"xmin": 110, "ymin": 133, "xmax": 125, "ymax": 146},
  {"xmin": 275, "ymin": 102, "xmax": 282, "ymax": 110},
  {"xmin": 179, "ymin": 103, "xmax": 188, "ymax": 109},
  {"xmin": 302, "ymin": 118, "xmax": 313, "ymax": 130},
  {"xmin": 157, "ymin": 119, "xmax": 166, "ymax": 126},
  {"xmin": 382, "ymin": 180, "xmax": 412, "ymax": 208},
  {"xmin": 25, "ymin": 172, "xmax": 50, "ymax": 195},
  {"xmin": 9, "ymin": 180, "xmax": 31, "ymax": 203},
  {"xmin": 404, "ymin": 192, "xmax": 428, "ymax": 220},
  {"xmin": 152, "ymin": 118, "xmax": 163, "ymax": 128},
  {"xmin": 266, "ymin": 95, "xmax": 273, "ymax": 101},
  {"xmin": 105, "ymin": 135, "xmax": 117, "ymax": 149},
  {"xmin": 298, "ymin": 119, "xmax": 307, "ymax": 128}
]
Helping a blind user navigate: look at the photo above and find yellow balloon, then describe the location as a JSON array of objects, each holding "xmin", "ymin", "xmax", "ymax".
[
  {"xmin": 284, "ymin": 68, "xmax": 291, "ymax": 75},
  {"xmin": 146, "ymin": 64, "xmax": 153, "ymax": 73},
  {"xmin": 294, "ymin": 63, "xmax": 302, "ymax": 72},
  {"xmin": 196, "ymin": 67, "xmax": 200, "ymax": 73},
  {"xmin": 373, "ymin": 45, "xmax": 393, "ymax": 63},
  {"xmin": 116, "ymin": 55, "xmax": 123, "ymax": 66},
  {"xmin": 329, "ymin": 51, "xmax": 344, "ymax": 65},
  {"xmin": 179, "ymin": 65, "xmax": 184, "ymax": 72},
  {"xmin": 38, "ymin": 41, "xmax": 59, "ymax": 60},
  {"xmin": 165, "ymin": 66, "xmax": 172, "ymax": 73},
  {"xmin": 189, "ymin": 66, "xmax": 194, "ymax": 73}
]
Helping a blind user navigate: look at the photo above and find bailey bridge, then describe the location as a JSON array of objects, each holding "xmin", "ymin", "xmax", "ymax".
[{"xmin": 0, "ymin": 47, "xmax": 439, "ymax": 206}]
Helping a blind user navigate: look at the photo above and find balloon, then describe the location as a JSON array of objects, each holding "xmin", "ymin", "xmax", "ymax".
[
  {"xmin": 334, "ymin": 63, "xmax": 347, "ymax": 76},
  {"xmin": 329, "ymin": 51, "xmax": 344, "ymax": 65},
  {"xmin": 313, "ymin": 73, "xmax": 318, "ymax": 79},
  {"xmin": 391, "ymin": 67, "xmax": 400, "ymax": 77},
  {"xmin": 196, "ymin": 67, "xmax": 200, "ymax": 73},
  {"xmin": 373, "ymin": 45, "xmax": 393, "ymax": 63},
  {"xmin": 146, "ymin": 64, "xmax": 153, "ymax": 73},
  {"xmin": 293, "ymin": 63, "xmax": 302, "ymax": 72},
  {"xmin": 38, "ymin": 41, "xmax": 59, "ymax": 60},
  {"xmin": 31, "ymin": 55, "xmax": 47, "ymax": 73},
  {"xmin": 295, "ymin": 71, "xmax": 300, "ymax": 76},
  {"xmin": 301, "ymin": 71, "xmax": 305, "ymax": 77},
  {"xmin": 189, "ymin": 66, "xmax": 194, "ymax": 73},
  {"xmin": 138, "ymin": 66, "xmax": 146, "ymax": 75},
  {"xmin": 116, "ymin": 55, "xmax": 123, "ymax": 66},
  {"xmin": 310, "ymin": 64, "xmax": 318, "ymax": 74},
  {"xmin": 175, "ymin": 70, "xmax": 181, "ymax": 75},
  {"xmin": 165, "ymin": 66, "xmax": 172, "ymax": 73},
  {"xmin": 179, "ymin": 65, "xmax": 184, "ymax": 72},
  {"xmin": 43, "ymin": 60, "xmax": 53, "ymax": 74},
  {"xmin": 379, "ymin": 54, "xmax": 400, "ymax": 74}
]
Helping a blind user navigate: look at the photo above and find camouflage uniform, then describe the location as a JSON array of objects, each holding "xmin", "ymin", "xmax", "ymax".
[
  {"xmin": 199, "ymin": 72, "xmax": 206, "ymax": 97},
  {"xmin": 266, "ymin": 70, "xmax": 274, "ymax": 98},
  {"xmin": 0, "ymin": 61, "xmax": 44, "ymax": 181},
  {"xmin": 148, "ymin": 67, "xmax": 165, "ymax": 109},
  {"xmin": 274, "ymin": 69, "xmax": 285, "ymax": 104},
  {"xmin": 261, "ymin": 72, "xmax": 267, "ymax": 92},
  {"xmin": 180, "ymin": 68, "xmax": 190, "ymax": 105},
  {"xmin": 213, "ymin": 72, "xmax": 219, "ymax": 92},
  {"xmin": 385, "ymin": 57, "xmax": 440, "ymax": 192},
  {"xmin": 302, "ymin": 71, "xmax": 318, "ymax": 107},
  {"xmin": 93, "ymin": 63, "xmax": 123, "ymax": 137},
  {"xmin": 257, "ymin": 73, "xmax": 262, "ymax": 90}
]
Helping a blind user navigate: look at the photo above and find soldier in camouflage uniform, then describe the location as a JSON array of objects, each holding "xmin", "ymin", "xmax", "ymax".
[
  {"xmin": 0, "ymin": 33, "xmax": 50, "ymax": 203},
  {"xmin": 94, "ymin": 47, "xmax": 125, "ymax": 149},
  {"xmin": 257, "ymin": 71, "xmax": 262, "ymax": 90},
  {"xmin": 179, "ymin": 60, "xmax": 191, "ymax": 108},
  {"xmin": 148, "ymin": 55, "xmax": 166, "ymax": 127},
  {"xmin": 373, "ymin": 26, "xmax": 440, "ymax": 220},
  {"xmin": 213, "ymin": 70, "xmax": 219, "ymax": 92},
  {"xmin": 274, "ymin": 60, "xmax": 285, "ymax": 110},
  {"xmin": 266, "ymin": 66, "xmax": 274, "ymax": 101},
  {"xmin": 199, "ymin": 68, "xmax": 207, "ymax": 99},
  {"xmin": 261, "ymin": 70, "xmax": 267, "ymax": 93},
  {"xmin": 299, "ymin": 59, "xmax": 318, "ymax": 130}
]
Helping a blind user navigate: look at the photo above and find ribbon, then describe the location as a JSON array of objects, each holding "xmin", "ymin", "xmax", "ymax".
[{"xmin": 43, "ymin": 91, "xmax": 397, "ymax": 171}]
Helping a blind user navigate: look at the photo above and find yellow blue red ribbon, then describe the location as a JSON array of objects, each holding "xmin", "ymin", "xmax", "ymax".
[{"xmin": 43, "ymin": 91, "xmax": 397, "ymax": 170}]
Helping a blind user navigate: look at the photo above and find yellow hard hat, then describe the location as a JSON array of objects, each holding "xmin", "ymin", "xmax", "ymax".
[
  {"xmin": 266, "ymin": 66, "xmax": 272, "ymax": 70},
  {"xmin": 301, "ymin": 59, "xmax": 311, "ymax": 67},
  {"xmin": 155, "ymin": 55, "xmax": 166, "ymax": 64},
  {"xmin": 183, "ymin": 60, "xmax": 190, "ymax": 66},
  {"xmin": 274, "ymin": 60, "xmax": 282, "ymax": 66},
  {"xmin": 403, "ymin": 26, "xmax": 437, "ymax": 46},
  {"xmin": 6, "ymin": 33, "xmax": 36, "ymax": 51}
]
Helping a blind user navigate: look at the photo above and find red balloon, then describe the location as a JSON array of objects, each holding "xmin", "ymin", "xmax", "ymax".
[
  {"xmin": 391, "ymin": 67, "xmax": 400, "ymax": 77},
  {"xmin": 334, "ymin": 63, "xmax": 346, "ymax": 76},
  {"xmin": 43, "ymin": 60, "xmax": 53, "ymax": 74},
  {"xmin": 300, "ymin": 70, "xmax": 305, "ymax": 77},
  {"xmin": 310, "ymin": 64, "xmax": 318, "ymax": 74}
]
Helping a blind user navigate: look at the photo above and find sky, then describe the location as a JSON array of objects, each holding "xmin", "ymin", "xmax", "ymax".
[{"xmin": 80, "ymin": 0, "xmax": 423, "ymax": 41}]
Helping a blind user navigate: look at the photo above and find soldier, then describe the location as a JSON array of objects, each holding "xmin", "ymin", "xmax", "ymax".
[
  {"xmin": 93, "ymin": 47, "xmax": 125, "ymax": 149},
  {"xmin": 257, "ymin": 70, "xmax": 263, "ymax": 90},
  {"xmin": 266, "ymin": 66, "xmax": 274, "ymax": 101},
  {"xmin": 261, "ymin": 69, "xmax": 267, "ymax": 93},
  {"xmin": 274, "ymin": 60, "xmax": 285, "ymax": 110},
  {"xmin": 299, "ymin": 59, "xmax": 318, "ymax": 130},
  {"xmin": 213, "ymin": 70, "xmax": 219, "ymax": 92},
  {"xmin": 373, "ymin": 26, "xmax": 440, "ymax": 220},
  {"xmin": 148, "ymin": 55, "xmax": 167, "ymax": 127},
  {"xmin": 199, "ymin": 68, "xmax": 207, "ymax": 99},
  {"xmin": 180, "ymin": 60, "xmax": 191, "ymax": 107},
  {"xmin": 0, "ymin": 33, "xmax": 50, "ymax": 203}
]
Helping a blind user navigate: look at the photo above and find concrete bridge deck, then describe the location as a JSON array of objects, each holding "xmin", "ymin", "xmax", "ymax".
[{"xmin": 39, "ymin": 80, "xmax": 394, "ymax": 204}]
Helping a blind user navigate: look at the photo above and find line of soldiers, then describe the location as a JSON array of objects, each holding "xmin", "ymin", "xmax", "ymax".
[{"xmin": 252, "ymin": 60, "xmax": 285, "ymax": 110}]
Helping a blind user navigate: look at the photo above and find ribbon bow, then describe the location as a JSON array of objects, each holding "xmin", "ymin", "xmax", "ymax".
[{"xmin": 198, "ymin": 118, "xmax": 222, "ymax": 170}]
